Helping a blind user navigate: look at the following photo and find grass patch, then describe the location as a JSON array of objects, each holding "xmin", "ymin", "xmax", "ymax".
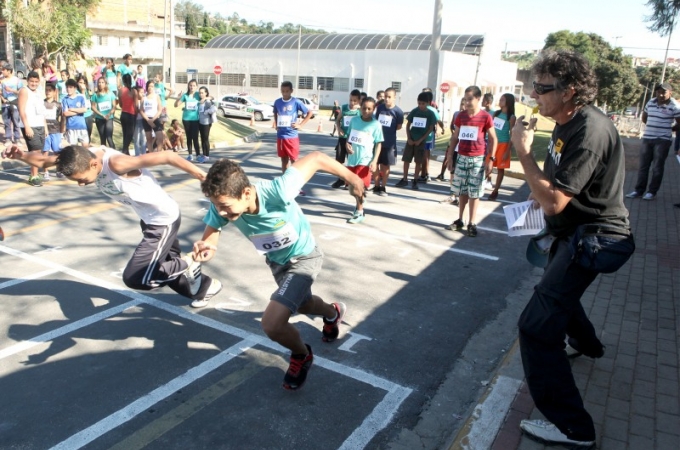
[{"xmin": 103, "ymin": 100, "xmax": 255, "ymax": 150}]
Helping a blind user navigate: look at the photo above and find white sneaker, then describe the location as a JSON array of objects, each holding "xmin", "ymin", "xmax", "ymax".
[
  {"xmin": 439, "ymin": 195, "xmax": 455, "ymax": 204},
  {"xmin": 483, "ymin": 180, "xmax": 493, "ymax": 190},
  {"xmin": 191, "ymin": 279, "xmax": 222, "ymax": 308},
  {"xmin": 182, "ymin": 254, "xmax": 202, "ymax": 296},
  {"xmin": 202, "ymin": 156, "xmax": 210, "ymax": 163},
  {"xmin": 520, "ymin": 419, "xmax": 595, "ymax": 447},
  {"xmin": 43, "ymin": 172, "xmax": 50, "ymax": 181},
  {"xmin": 625, "ymin": 190, "xmax": 642, "ymax": 198},
  {"xmin": 642, "ymin": 192, "xmax": 655, "ymax": 200}
]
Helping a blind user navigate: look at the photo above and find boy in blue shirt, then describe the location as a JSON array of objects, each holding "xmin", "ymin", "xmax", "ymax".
[
  {"xmin": 61, "ymin": 79, "xmax": 89, "ymax": 146},
  {"xmin": 345, "ymin": 96, "xmax": 383, "ymax": 223},
  {"xmin": 273, "ymin": 81, "xmax": 312, "ymax": 174},
  {"xmin": 193, "ymin": 151, "xmax": 365, "ymax": 391}
]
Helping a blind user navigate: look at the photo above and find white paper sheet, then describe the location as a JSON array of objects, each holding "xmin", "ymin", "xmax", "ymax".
[
  {"xmin": 676, "ymin": 154, "xmax": 680, "ymax": 165},
  {"xmin": 503, "ymin": 200, "xmax": 546, "ymax": 237}
]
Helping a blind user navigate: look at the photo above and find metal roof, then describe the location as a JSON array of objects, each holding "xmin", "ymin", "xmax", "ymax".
[{"xmin": 205, "ymin": 33, "xmax": 484, "ymax": 54}]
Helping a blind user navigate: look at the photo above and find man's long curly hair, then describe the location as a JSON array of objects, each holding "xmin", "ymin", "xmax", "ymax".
[{"xmin": 532, "ymin": 50, "xmax": 598, "ymax": 106}]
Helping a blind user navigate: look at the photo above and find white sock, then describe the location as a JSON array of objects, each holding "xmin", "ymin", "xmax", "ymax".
[{"xmin": 326, "ymin": 311, "xmax": 338, "ymax": 322}]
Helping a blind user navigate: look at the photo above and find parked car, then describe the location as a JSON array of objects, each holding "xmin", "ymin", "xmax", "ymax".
[
  {"xmin": 14, "ymin": 59, "xmax": 28, "ymax": 79},
  {"xmin": 297, "ymin": 97, "xmax": 319, "ymax": 118},
  {"xmin": 218, "ymin": 94, "xmax": 274, "ymax": 121},
  {"xmin": 623, "ymin": 106, "xmax": 637, "ymax": 117}
]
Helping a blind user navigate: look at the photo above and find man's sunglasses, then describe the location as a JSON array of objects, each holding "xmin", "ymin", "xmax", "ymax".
[{"xmin": 533, "ymin": 81, "xmax": 557, "ymax": 95}]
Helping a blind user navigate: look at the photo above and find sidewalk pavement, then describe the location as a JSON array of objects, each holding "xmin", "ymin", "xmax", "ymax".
[{"xmin": 449, "ymin": 153, "xmax": 680, "ymax": 450}]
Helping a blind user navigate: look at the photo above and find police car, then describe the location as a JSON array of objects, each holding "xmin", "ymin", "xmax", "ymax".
[{"xmin": 218, "ymin": 94, "xmax": 274, "ymax": 121}]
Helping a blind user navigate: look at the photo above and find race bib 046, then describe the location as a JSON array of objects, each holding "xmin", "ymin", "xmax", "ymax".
[
  {"xmin": 412, "ymin": 117, "xmax": 427, "ymax": 128},
  {"xmin": 459, "ymin": 125, "xmax": 479, "ymax": 141},
  {"xmin": 249, "ymin": 223, "xmax": 299, "ymax": 254}
]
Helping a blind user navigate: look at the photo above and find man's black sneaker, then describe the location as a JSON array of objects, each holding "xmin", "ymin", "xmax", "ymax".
[
  {"xmin": 445, "ymin": 218, "xmax": 465, "ymax": 231},
  {"xmin": 283, "ymin": 344, "xmax": 313, "ymax": 390},
  {"xmin": 468, "ymin": 223, "xmax": 478, "ymax": 237},
  {"xmin": 371, "ymin": 185, "xmax": 380, "ymax": 194},
  {"xmin": 322, "ymin": 302, "xmax": 347, "ymax": 342},
  {"xmin": 331, "ymin": 179, "xmax": 344, "ymax": 189},
  {"xmin": 566, "ymin": 337, "xmax": 605, "ymax": 359},
  {"xmin": 395, "ymin": 178, "xmax": 408, "ymax": 187},
  {"xmin": 378, "ymin": 186, "xmax": 388, "ymax": 196}
]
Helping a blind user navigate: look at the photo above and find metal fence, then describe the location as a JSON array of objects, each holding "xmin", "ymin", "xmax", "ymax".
[{"xmin": 616, "ymin": 117, "xmax": 643, "ymax": 138}]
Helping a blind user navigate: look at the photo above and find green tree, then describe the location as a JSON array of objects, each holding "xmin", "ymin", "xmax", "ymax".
[
  {"xmin": 503, "ymin": 52, "xmax": 536, "ymax": 70},
  {"xmin": 199, "ymin": 26, "xmax": 219, "ymax": 46},
  {"xmin": 645, "ymin": 0, "xmax": 680, "ymax": 36},
  {"xmin": 185, "ymin": 13, "xmax": 198, "ymax": 36},
  {"xmin": 543, "ymin": 30, "xmax": 641, "ymax": 110},
  {"xmin": 3, "ymin": 0, "xmax": 97, "ymax": 61},
  {"xmin": 202, "ymin": 11, "xmax": 210, "ymax": 28}
]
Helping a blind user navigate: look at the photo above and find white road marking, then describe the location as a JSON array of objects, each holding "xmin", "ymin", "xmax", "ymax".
[
  {"xmin": 214, "ymin": 297, "xmax": 252, "ymax": 314},
  {"xmin": 459, "ymin": 375, "xmax": 523, "ymax": 450},
  {"xmin": 338, "ymin": 332, "xmax": 373, "ymax": 354},
  {"xmin": 0, "ymin": 300, "xmax": 141, "ymax": 361},
  {"xmin": 0, "ymin": 244, "xmax": 413, "ymax": 450},
  {"xmin": 50, "ymin": 338, "xmax": 260, "ymax": 450},
  {"xmin": 34, "ymin": 246, "xmax": 63, "ymax": 254},
  {"xmin": 0, "ymin": 268, "xmax": 60, "ymax": 291}
]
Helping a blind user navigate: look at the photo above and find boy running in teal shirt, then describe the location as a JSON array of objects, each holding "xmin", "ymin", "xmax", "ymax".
[
  {"xmin": 193, "ymin": 151, "xmax": 365, "ymax": 391},
  {"xmin": 345, "ymin": 96, "xmax": 383, "ymax": 223}
]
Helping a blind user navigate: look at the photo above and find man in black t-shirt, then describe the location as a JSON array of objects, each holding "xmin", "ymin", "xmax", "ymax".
[{"xmin": 510, "ymin": 50, "xmax": 634, "ymax": 448}]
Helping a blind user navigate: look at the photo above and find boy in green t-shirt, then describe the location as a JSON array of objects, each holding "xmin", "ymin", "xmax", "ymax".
[
  {"xmin": 345, "ymin": 96, "xmax": 384, "ymax": 223},
  {"xmin": 331, "ymin": 89, "xmax": 362, "ymax": 188},
  {"xmin": 396, "ymin": 92, "xmax": 436, "ymax": 190},
  {"xmin": 193, "ymin": 151, "xmax": 365, "ymax": 391}
]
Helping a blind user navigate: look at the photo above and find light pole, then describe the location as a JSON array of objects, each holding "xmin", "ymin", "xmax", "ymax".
[
  {"xmin": 613, "ymin": 36, "xmax": 622, "ymax": 47},
  {"xmin": 661, "ymin": 25, "xmax": 674, "ymax": 83}
]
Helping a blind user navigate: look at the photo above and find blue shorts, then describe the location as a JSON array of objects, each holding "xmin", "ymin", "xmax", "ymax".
[
  {"xmin": 43, "ymin": 133, "xmax": 63, "ymax": 152},
  {"xmin": 425, "ymin": 141, "xmax": 434, "ymax": 151}
]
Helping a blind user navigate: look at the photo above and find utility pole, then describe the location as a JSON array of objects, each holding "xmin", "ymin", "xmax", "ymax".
[
  {"xmin": 427, "ymin": 0, "xmax": 443, "ymax": 91},
  {"xmin": 296, "ymin": 25, "xmax": 301, "ymax": 90},
  {"xmin": 661, "ymin": 25, "xmax": 674, "ymax": 83},
  {"xmin": 170, "ymin": 0, "xmax": 176, "ymax": 91}
]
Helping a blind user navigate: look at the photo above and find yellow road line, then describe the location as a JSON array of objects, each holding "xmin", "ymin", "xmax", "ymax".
[
  {"xmin": 107, "ymin": 349, "xmax": 282, "ymax": 450},
  {"xmin": 4, "ymin": 203, "xmax": 121, "ymax": 237}
]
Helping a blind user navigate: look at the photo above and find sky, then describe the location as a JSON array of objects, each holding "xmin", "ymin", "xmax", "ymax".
[{"xmin": 192, "ymin": 0, "xmax": 680, "ymax": 61}]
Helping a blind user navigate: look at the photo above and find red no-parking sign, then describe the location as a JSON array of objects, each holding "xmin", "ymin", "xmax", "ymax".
[{"xmin": 213, "ymin": 65, "xmax": 222, "ymax": 76}]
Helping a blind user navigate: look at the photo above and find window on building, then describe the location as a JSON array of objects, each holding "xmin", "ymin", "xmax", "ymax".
[
  {"xmin": 118, "ymin": 37, "xmax": 129, "ymax": 47},
  {"xmin": 221, "ymin": 73, "xmax": 246, "ymax": 86},
  {"xmin": 391, "ymin": 81, "xmax": 402, "ymax": 92},
  {"xmin": 354, "ymin": 78, "xmax": 364, "ymax": 89},
  {"xmin": 334, "ymin": 77, "xmax": 349, "ymax": 92},
  {"xmin": 317, "ymin": 77, "xmax": 333, "ymax": 91},
  {"xmin": 250, "ymin": 74, "xmax": 278, "ymax": 88},
  {"xmin": 139, "ymin": 37, "xmax": 146, "ymax": 43},
  {"xmin": 197, "ymin": 73, "xmax": 217, "ymax": 85},
  {"xmin": 176, "ymin": 73, "xmax": 188, "ymax": 84},
  {"xmin": 95, "ymin": 35, "xmax": 108, "ymax": 46},
  {"xmin": 298, "ymin": 76, "xmax": 313, "ymax": 90},
  {"xmin": 318, "ymin": 77, "xmax": 350, "ymax": 92}
]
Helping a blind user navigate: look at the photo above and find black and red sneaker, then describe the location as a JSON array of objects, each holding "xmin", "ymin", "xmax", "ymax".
[
  {"xmin": 322, "ymin": 302, "xmax": 347, "ymax": 343},
  {"xmin": 282, "ymin": 344, "xmax": 313, "ymax": 391}
]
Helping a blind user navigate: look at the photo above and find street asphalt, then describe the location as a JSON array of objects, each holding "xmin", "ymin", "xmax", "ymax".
[{"xmin": 0, "ymin": 120, "xmax": 535, "ymax": 449}]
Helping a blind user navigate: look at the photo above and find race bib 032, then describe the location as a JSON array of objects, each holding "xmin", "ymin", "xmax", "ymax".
[{"xmin": 249, "ymin": 223, "xmax": 299, "ymax": 254}]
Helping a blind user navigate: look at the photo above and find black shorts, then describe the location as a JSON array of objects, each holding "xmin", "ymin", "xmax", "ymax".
[
  {"xmin": 21, "ymin": 126, "xmax": 45, "ymax": 151},
  {"xmin": 378, "ymin": 143, "xmax": 397, "ymax": 166},
  {"xmin": 142, "ymin": 118, "xmax": 163, "ymax": 132}
]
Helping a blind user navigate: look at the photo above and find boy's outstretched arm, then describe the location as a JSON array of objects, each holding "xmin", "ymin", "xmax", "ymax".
[
  {"xmin": 193, "ymin": 225, "xmax": 221, "ymax": 262},
  {"xmin": 2, "ymin": 144, "xmax": 57, "ymax": 169},
  {"xmin": 293, "ymin": 151, "xmax": 365, "ymax": 199},
  {"xmin": 108, "ymin": 150, "xmax": 206, "ymax": 181}
]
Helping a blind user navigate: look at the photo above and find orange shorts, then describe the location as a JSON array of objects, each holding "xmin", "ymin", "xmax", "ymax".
[
  {"xmin": 348, "ymin": 165, "xmax": 371, "ymax": 188},
  {"xmin": 487, "ymin": 142, "xmax": 511, "ymax": 169},
  {"xmin": 277, "ymin": 137, "xmax": 300, "ymax": 160}
]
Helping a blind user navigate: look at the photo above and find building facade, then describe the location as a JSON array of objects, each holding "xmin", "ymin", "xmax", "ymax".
[{"xmin": 174, "ymin": 33, "xmax": 521, "ymax": 121}]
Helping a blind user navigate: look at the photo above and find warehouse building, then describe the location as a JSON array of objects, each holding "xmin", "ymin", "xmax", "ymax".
[{"xmin": 174, "ymin": 33, "xmax": 520, "ymax": 121}]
